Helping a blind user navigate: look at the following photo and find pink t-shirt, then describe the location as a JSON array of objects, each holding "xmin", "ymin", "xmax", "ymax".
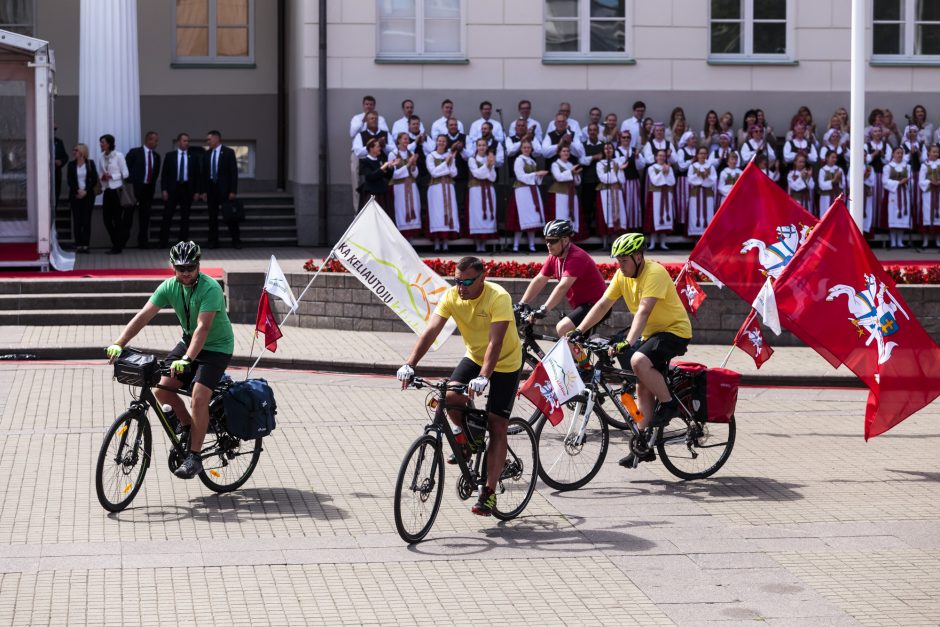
[{"xmin": 540, "ymin": 244, "xmax": 607, "ymax": 309}]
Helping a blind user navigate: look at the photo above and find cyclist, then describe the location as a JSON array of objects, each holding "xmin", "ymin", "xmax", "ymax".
[
  {"xmin": 105, "ymin": 241, "xmax": 235, "ymax": 479},
  {"xmin": 397, "ymin": 256, "xmax": 522, "ymax": 516},
  {"xmin": 517, "ymin": 219, "xmax": 609, "ymax": 336},
  {"xmin": 570, "ymin": 233, "xmax": 692, "ymax": 467}
]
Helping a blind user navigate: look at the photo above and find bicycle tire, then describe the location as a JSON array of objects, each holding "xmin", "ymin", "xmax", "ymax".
[
  {"xmin": 535, "ymin": 400, "xmax": 609, "ymax": 491},
  {"xmin": 95, "ymin": 410, "xmax": 152, "ymax": 512},
  {"xmin": 492, "ymin": 417, "xmax": 538, "ymax": 521},
  {"xmin": 197, "ymin": 417, "xmax": 263, "ymax": 493},
  {"xmin": 656, "ymin": 415, "xmax": 736, "ymax": 480},
  {"xmin": 394, "ymin": 434, "xmax": 445, "ymax": 543}
]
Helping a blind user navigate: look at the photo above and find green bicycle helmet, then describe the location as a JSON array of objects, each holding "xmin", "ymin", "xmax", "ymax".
[
  {"xmin": 169, "ymin": 241, "xmax": 201, "ymax": 265},
  {"xmin": 543, "ymin": 219, "xmax": 574, "ymax": 238},
  {"xmin": 610, "ymin": 233, "xmax": 645, "ymax": 257}
]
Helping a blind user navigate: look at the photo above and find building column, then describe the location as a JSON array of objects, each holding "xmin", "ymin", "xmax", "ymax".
[{"xmin": 78, "ymin": 0, "xmax": 140, "ymax": 164}]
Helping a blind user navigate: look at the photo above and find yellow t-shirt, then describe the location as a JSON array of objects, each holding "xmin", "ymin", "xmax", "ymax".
[
  {"xmin": 604, "ymin": 261, "xmax": 693, "ymax": 340},
  {"xmin": 434, "ymin": 281, "xmax": 522, "ymax": 372}
]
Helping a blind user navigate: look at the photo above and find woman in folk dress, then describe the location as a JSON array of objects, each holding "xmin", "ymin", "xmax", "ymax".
[
  {"xmin": 674, "ymin": 131, "xmax": 697, "ymax": 230},
  {"xmin": 817, "ymin": 149, "xmax": 845, "ymax": 218},
  {"xmin": 883, "ymin": 146, "xmax": 912, "ymax": 248},
  {"xmin": 686, "ymin": 146, "xmax": 717, "ymax": 237},
  {"xmin": 389, "ymin": 132, "xmax": 422, "ymax": 238},
  {"xmin": 615, "ymin": 129, "xmax": 645, "ymax": 229},
  {"xmin": 918, "ymin": 144, "xmax": 940, "ymax": 248},
  {"xmin": 506, "ymin": 139, "xmax": 548, "ymax": 252},
  {"xmin": 864, "ymin": 126, "xmax": 890, "ymax": 231},
  {"xmin": 425, "ymin": 134, "xmax": 460, "ymax": 251},
  {"xmin": 786, "ymin": 153, "xmax": 815, "ymax": 215},
  {"xmin": 548, "ymin": 145, "xmax": 585, "ymax": 239},
  {"xmin": 644, "ymin": 148, "xmax": 676, "ymax": 250},
  {"xmin": 466, "ymin": 138, "xmax": 498, "ymax": 252},
  {"xmin": 595, "ymin": 141, "xmax": 628, "ymax": 249},
  {"xmin": 717, "ymin": 151, "xmax": 742, "ymax": 207}
]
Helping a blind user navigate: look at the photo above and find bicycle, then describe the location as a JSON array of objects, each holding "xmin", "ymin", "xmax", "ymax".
[
  {"xmin": 393, "ymin": 376, "xmax": 539, "ymax": 544},
  {"xmin": 95, "ymin": 352, "xmax": 264, "ymax": 512}
]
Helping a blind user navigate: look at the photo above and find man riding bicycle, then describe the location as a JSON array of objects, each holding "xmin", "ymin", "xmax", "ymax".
[
  {"xmin": 517, "ymin": 219, "xmax": 609, "ymax": 336},
  {"xmin": 570, "ymin": 233, "xmax": 692, "ymax": 467},
  {"xmin": 106, "ymin": 241, "xmax": 235, "ymax": 479},
  {"xmin": 397, "ymin": 257, "xmax": 522, "ymax": 516}
]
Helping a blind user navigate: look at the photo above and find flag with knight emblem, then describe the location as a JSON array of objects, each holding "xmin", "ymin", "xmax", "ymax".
[
  {"xmin": 733, "ymin": 313, "xmax": 774, "ymax": 369},
  {"xmin": 518, "ymin": 362, "xmax": 564, "ymax": 426},
  {"xmin": 688, "ymin": 161, "xmax": 818, "ymax": 304},
  {"xmin": 255, "ymin": 290, "xmax": 283, "ymax": 352},
  {"xmin": 772, "ymin": 197, "xmax": 940, "ymax": 439},
  {"xmin": 675, "ymin": 265, "xmax": 706, "ymax": 316}
]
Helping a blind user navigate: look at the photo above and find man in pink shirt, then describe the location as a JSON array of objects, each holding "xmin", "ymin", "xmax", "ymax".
[{"xmin": 518, "ymin": 220, "xmax": 609, "ymax": 335}]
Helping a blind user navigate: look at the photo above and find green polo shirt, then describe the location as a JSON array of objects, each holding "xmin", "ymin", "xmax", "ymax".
[{"xmin": 149, "ymin": 273, "xmax": 235, "ymax": 354}]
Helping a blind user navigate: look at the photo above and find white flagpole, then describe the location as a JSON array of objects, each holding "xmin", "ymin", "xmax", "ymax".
[
  {"xmin": 848, "ymin": 0, "xmax": 866, "ymax": 229},
  {"xmin": 720, "ymin": 309, "xmax": 756, "ymax": 369}
]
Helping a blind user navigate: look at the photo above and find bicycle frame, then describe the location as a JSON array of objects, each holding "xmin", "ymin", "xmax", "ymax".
[{"xmin": 423, "ymin": 394, "xmax": 489, "ymax": 490}]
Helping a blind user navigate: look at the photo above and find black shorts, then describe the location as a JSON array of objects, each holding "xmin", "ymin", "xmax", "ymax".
[
  {"xmin": 635, "ymin": 332, "xmax": 691, "ymax": 371},
  {"xmin": 450, "ymin": 357, "xmax": 522, "ymax": 419},
  {"xmin": 166, "ymin": 341, "xmax": 232, "ymax": 390},
  {"xmin": 565, "ymin": 301, "xmax": 612, "ymax": 334}
]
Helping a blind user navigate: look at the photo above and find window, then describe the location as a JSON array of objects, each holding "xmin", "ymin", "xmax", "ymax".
[
  {"xmin": 376, "ymin": 0, "xmax": 465, "ymax": 61},
  {"xmin": 872, "ymin": 0, "xmax": 940, "ymax": 61},
  {"xmin": 709, "ymin": 0, "xmax": 792, "ymax": 61},
  {"xmin": 174, "ymin": 0, "xmax": 253, "ymax": 64},
  {"xmin": 543, "ymin": 0, "xmax": 631, "ymax": 60},
  {"xmin": 0, "ymin": 0, "xmax": 33, "ymax": 36}
]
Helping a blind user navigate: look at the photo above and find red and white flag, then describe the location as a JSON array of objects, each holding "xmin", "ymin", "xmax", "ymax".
[
  {"xmin": 518, "ymin": 362, "xmax": 564, "ymax": 426},
  {"xmin": 518, "ymin": 339, "xmax": 585, "ymax": 426},
  {"xmin": 255, "ymin": 290, "xmax": 283, "ymax": 352},
  {"xmin": 733, "ymin": 313, "xmax": 774, "ymax": 369},
  {"xmin": 773, "ymin": 197, "xmax": 940, "ymax": 439},
  {"xmin": 675, "ymin": 264, "xmax": 706, "ymax": 316},
  {"xmin": 689, "ymin": 161, "xmax": 818, "ymax": 304}
]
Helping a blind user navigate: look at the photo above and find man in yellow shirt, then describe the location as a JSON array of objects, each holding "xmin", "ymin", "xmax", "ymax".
[
  {"xmin": 397, "ymin": 257, "xmax": 522, "ymax": 516},
  {"xmin": 572, "ymin": 233, "xmax": 692, "ymax": 465}
]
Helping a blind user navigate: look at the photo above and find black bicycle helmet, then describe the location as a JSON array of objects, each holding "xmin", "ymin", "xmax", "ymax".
[
  {"xmin": 543, "ymin": 219, "xmax": 574, "ymax": 238},
  {"xmin": 169, "ymin": 241, "xmax": 201, "ymax": 265}
]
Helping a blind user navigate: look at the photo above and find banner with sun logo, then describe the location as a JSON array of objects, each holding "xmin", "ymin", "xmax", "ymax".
[{"xmin": 333, "ymin": 198, "xmax": 457, "ymax": 349}]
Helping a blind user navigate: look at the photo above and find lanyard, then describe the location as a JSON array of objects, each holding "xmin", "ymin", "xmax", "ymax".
[{"xmin": 180, "ymin": 278, "xmax": 198, "ymax": 336}]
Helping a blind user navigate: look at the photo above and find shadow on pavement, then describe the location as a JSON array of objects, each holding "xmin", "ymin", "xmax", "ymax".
[{"xmin": 630, "ymin": 475, "xmax": 805, "ymax": 502}]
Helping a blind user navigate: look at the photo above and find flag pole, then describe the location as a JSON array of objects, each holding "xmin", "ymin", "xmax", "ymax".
[
  {"xmin": 721, "ymin": 309, "xmax": 756, "ymax": 369},
  {"xmin": 848, "ymin": 0, "xmax": 866, "ymax": 229}
]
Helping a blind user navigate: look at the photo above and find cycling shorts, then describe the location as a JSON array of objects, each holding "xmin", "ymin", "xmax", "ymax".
[
  {"xmin": 449, "ymin": 357, "xmax": 522, "ymax": 419},
  {"xmin": 566, "ymin": 301, "xmax": 611, "ymax": 335},
  {"xmin": 635, "ymin": 332, "xmax": 690, "ymax": 371},
  {"xmin": 166, "ymin": 341, "xmax": 232, "ymax": 390}
]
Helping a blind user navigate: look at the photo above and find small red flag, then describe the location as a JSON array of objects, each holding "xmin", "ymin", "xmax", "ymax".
[
  {"xmin": 518, "ymin": 362, "xmax": 564, "ymax": 426},
  {"xmin": 733, "ymin": 313, "xmax": 774, "ymax": 369},
  {"xmin": 675, "ymin": 265, "xmax": 706, "ymax": 316},
  {"xmin": 255, "ymin": 290, "xmax": 283, "ymax": 352}
]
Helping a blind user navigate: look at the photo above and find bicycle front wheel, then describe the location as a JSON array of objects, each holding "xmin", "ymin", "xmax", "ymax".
[
  {"xmin": 198, "ymin": 418, "xmax": 263, "ymax": 493},
  {"xmin": 394, "ymin": 434, "xmax": 444, "ymax": 543},
  {"xmin": 492, "ymin": 417, "xmax": 538, "ymax": 521},
  {"xmin": 535, "ymin": 400, "xmax": 609, "ymax": 491},
  {"xmin": 656, "ymin": 415, "xmax": 736, "ymax": 480},
  {"xmin": 95, "ymin": 411, "xmax": 152, "ymax": 512}
]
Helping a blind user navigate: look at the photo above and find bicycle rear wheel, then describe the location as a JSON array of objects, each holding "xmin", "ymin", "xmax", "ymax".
[
  {"xmin": 535, "ymin": 400, "xmax": 609, "ymax": 491},
  {"xmin": 95, "ymin": 411, "xmax": 152, "ymax": 512},
  {"xmin": 492, "ymin": 417, "xmax": 538, "ymax": 521},
  {"xmin": 394, "ymin": 434, "xmax": 445, "ymax": 543},
  {"xmin": 656, "ymin": 415, "xmax": 736, "ymax": 480},
  {"xmin": 198, "ymin": 416, "xmax": 263, "ymax": 493}
]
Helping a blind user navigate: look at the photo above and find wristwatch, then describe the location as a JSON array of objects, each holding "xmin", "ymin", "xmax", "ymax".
[{"xmin": 182, "ymin": 355, "xmax": 192, "ymax": 362}]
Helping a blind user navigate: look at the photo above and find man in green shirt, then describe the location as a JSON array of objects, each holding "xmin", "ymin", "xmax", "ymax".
[{"xmin": 106, "ymin": 241, "xmax": 235, "ymax": 478}]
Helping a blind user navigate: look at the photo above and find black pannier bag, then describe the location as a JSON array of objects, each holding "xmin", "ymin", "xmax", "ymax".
[
  {"xmin": 223, "ymin": 378, "xmax": 277, "ymax": 440},
  {"xmin": 113, "ymin": 348, "xmax": 158, "ymax": 387}
]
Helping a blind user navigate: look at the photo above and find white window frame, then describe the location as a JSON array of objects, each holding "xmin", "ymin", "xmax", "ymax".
[
  {"xmin": 172, "ymin": 0, "xmax": 255, "ymax": 66},
  {"xmin": 375, "ymin": 0, "xmax": 466, "ymax": 62},
  {"xmin": 0, "ymin": 0, "xmax": 34, "ymax": 36},
  {"xmin": 707, "ymin": 0, "xmax": 794, "ymax": 64},
  {"xmin": 542, "ymin": 0, "xmax": 634, "ymax": 62},
  {"xmin": 871, "ymin": 0, "xmax": 940, "ymax": 64}
]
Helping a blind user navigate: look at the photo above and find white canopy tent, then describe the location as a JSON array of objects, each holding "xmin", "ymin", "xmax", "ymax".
[{"xmin": 0, "ymin": 29, "xmax": 71, "ymax": 271}]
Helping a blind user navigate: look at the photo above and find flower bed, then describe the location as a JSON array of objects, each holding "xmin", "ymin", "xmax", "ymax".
[{"xmin": 304, "ymin": 257, "xmax": 940, "ymax": 284}]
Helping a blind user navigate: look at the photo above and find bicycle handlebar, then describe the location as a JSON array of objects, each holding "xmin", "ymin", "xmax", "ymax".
[{"xmin": 407, "ymin": 376, "xmax": 468, "ymax": 394}]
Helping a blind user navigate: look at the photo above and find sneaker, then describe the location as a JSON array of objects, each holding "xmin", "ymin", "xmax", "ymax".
[
  {"xmin": 471, "ymin": 487, "xmax": 497, "ymax": 516},
  {"xmin": 619, "ymin": 450, "xmax": 656, "ymax": 468},
  {"xmin": 650, "ymin": 399, "xmax": 679, "ymax": 427},
  {"xmin": 173, "ymin": 452, "xmax": 203, "ymax": 479}
]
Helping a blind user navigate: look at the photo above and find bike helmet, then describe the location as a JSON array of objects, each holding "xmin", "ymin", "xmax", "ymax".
[
  {"xmin": 543, "ymin": 219, "xmax": 574, "ymax": 238},
  {"xmin": 610, "ymin": 233, "xmax": 645, "ymax": 257},
  {"xmin": 169, "ymin": 241, "xmax": 201, "ymax": 265}
]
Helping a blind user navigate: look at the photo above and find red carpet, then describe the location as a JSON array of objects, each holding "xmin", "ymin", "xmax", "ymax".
[
  {"xmin": 0, "ymin": 267, "xmax": 224, "ymax": 279},
  {"xmin": 0, "ymin": 243, "xmax": 40, "ymax": 262}
]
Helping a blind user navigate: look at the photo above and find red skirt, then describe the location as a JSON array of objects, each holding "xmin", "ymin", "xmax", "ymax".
[
  {"xmin": 504, "ymin": 186, "xmax": 546, "ymax": 233},
  {"xmin": 387, "ymin": 188, "xmax": 422, "ymax": 239},
  {"xmin": 594, "ymin": 189, "xmax": 628, "ymax": 237}
]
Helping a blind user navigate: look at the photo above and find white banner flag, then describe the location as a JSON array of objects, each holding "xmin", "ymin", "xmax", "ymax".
[
  {"xmin": 752, "ymin": 276, "xmax": 781, "ymax": 336},
  {"xmin": 333, "ymin": 199, "xmax": 456, "ymax": 349},
  {"xmin": 264, "ymin": 255, "xmax": 298, "ymax": 312},
  {"xmin": 542, "ymin": 339, "xmax": 585, "ymax": 404}
]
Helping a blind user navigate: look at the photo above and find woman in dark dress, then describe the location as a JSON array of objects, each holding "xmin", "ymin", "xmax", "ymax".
[
  {"xmin": 66, "ymin": 143, "xmax": 99, "ymax": 252},
  {"xmin": 357, "ymin": 138, "xmax": 399, "ymax": 212}
]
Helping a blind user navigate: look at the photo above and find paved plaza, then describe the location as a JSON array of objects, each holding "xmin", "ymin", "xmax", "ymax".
[{"xmin": 0, "ymin": 360, "xmax": 938, "ymax": 625}]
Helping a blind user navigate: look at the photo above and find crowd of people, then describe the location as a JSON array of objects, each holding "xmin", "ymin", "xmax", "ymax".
[{"xmin": 351, "ymin": 97, "xmax": 940, "ymax": 251}]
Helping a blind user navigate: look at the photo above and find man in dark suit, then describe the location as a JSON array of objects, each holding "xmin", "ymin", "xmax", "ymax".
[
  {"xmin": 159, "ymin": 132, "xmax": 201, "ymax": 247},
  {"xmin": 125, "ymin": 131, "xmax": 161, "ymax": 248},
  {"xmin": 201, "ymin": 130, "xmax": 241, "ymax": 248}
]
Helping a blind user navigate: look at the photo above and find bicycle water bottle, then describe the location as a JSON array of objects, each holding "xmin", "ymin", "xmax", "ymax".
[
  {"xmin": 162, "ymin": 403, "xmax": 180, "ymax": 431},
  {"xmin": 452, "ymin": 425, "xmax": 468, "ymax": 446},
  {"xmin": 464, "ymin": 415, "xmax": 486, "ymax": 452},
  {"xmin": 619, "ymin": 392, "xmax": 644, "ymax": 423}
]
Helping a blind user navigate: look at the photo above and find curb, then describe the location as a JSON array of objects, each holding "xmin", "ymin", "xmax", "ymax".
[{"xmin": 0, "ymin": 345, "xmax": 866, "ymax": 389}]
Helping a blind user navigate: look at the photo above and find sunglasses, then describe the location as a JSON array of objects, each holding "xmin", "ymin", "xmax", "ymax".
[
  {"xmin": 174, "ymin": 264, "xmax": 197, "ymax": 273},
  {"xmin": 544, "ymin": 238, "xmax": 561, "ymax": 244},
  {"xmin": 454, "ymin": 274, "xmax": 480, "ymax": 287}
]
